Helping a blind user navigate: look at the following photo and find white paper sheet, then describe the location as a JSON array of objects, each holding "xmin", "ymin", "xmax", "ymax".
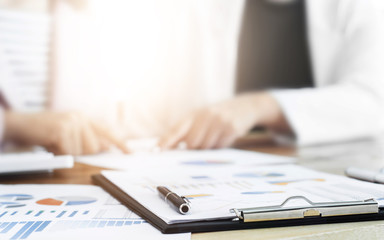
[
  {"xmin": 76, "ymin": 148, "xmax": 295, "ymax": 172},
  {"xmin": 0, "ymin": 184, "xmax": 190, "ymax": 240},
  {"xmin": 0, "ymin": 152, "xmax": 73, "ymax": 174},
  {"xmin": 102, "ymin": 165, "xmax": 384, "ymax": 224}
]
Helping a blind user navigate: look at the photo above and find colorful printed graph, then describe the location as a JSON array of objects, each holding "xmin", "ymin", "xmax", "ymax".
[
  {"xmin": 241, "ymin": 191, "xmax": 284, "ymax": 195},
  {"xmin": 0, "ymin": 220, "xmax": 51, "ymax": 240},
  {"xmin": 234, "ymin": 172, "xmax": 284, "ymax": 178},
  {"xmin": 268, "ymin": 178, "xmax": 326, "ymax": 186},
  {"xmin": 36, "ymin": 196, "xmax": 97, "ymax": 206},
  {"xmin": 182, "ymin": 159, "xmax": 233, "ymax": 166}
]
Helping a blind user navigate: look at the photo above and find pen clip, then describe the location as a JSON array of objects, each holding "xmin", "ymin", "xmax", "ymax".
[{"xmin": 181, "ymin": 196, "xmax": 191, "ymax": 205}]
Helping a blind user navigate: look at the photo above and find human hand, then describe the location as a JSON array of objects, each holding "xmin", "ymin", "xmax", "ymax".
[
  {"xmin": 159, "ymin": 92, "xmax": 290, "ymax": 150},
  {"xmin": 4, "ymin": 111, "xmax": 129, "ymax": 155}
]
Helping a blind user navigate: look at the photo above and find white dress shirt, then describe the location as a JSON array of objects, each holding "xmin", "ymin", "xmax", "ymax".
[{"xmin": 271, "ymin": 0, "xmax": 384, "ymax": 146}]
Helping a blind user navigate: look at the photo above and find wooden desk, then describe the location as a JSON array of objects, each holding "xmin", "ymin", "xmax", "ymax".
[{"xmin": 1, "ymin": 143, "xmax": 383, "ymax": 240}]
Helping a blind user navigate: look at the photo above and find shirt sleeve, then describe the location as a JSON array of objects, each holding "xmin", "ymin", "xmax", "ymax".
[{"xmin": 271, "ymin": 85, "xmax": 384, "ymax": 146}]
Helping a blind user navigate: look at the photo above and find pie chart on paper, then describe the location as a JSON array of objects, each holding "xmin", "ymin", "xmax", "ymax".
[
  {"xmin": 36, "ymin": 196, "xmax": 97, "ymax": 206},
  {"xmin": 0, "ymin": 202, "xmax": 26, "ymax": 208},
  {"xmin": 0, "ymin": 194, "xmax": 33, "ymax": 208},
  {"xmin": 0, "ymin": 194, "xmax": 33, "ymax": 201}
]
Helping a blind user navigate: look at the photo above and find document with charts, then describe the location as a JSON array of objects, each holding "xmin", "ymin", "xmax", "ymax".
[
  {"xmin": 102, "ymin": 165, "xmax": 384, "ymax": 224},
  {"xmin": 77, "ymin": 148, "xmax": 295, "ymax": 171},
  {"xmin": 0, "ymin": 184, "xmax": 190, "ymax": 240}
]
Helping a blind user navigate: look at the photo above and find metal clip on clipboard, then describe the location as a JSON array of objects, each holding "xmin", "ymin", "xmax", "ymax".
[{"xmin": 231, "ymin": 196, "xmax": 379, "ymax": 223}]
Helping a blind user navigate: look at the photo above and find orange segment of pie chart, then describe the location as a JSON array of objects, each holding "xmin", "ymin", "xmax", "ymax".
[{"xmin": 36, "ymin": 198, "xmax": 64, "ymax": 206}]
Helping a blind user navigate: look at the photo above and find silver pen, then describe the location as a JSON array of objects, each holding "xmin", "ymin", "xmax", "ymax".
[
  {"xmin": 345, "ymin": 167, "xmax": 384, "ymax": 184},
  {"xmin": 157, "ymin": 186, "xmax": 191, "ymax": 214}
]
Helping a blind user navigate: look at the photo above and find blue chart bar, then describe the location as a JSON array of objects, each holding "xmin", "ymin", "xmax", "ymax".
[
  {"xmin": 11, "ymin": 211, "xmax": 17, "ymax": 216},
  {"xmin": 25, "ymin": 211, "xmax": 32, "ymax": 215},
  {"xmin": 11, "ymin": 221, "xmax": 33, "ymax": 240},
  {"xmin": 50, "ymin": 220, "xmax": 140, "ymax": 229},
  {"xmin": 0, "ymin": 212, "xmax": 8, "ymax": 218},
  {"xmin": 97, "ymin": 221, "xmax": 107, "ymax": 228},
  {"xmin": 107, "ymin": 221, "xmax": 116, "ymax": 226},
  {"xmin": 20, "ymin": 221, "xmax": 43, "ymax": 240},
  {"xmin": 0, "ymin": 221, "xmax": 51, "ymax": 240},
  {"xmin": 56, "ymin": 211, "xmax": 66, "ymax": 218},
  {"xmin": 34, "ymin": 211, "xmax": 43, "ymax": 217},
  {"xmin": 0, "ymin": 222, "xmax": 9, "ymax": 229},
  {"xmin": 35, "ymin": 221, "xmax": 51, "ymax": 232},
  {"xmin": 1, "ymin": 222, "xmax": 17, "ymax": 233},
  {"xmin": 69, "ymin": 211, "xmax": 78, "ymax": 217},
  {"xmin": 83, "ymin": 210, "xmax": 89, "ymax": 215}
]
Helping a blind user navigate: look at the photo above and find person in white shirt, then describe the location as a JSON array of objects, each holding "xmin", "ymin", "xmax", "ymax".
[{"xmin": 160, "ymin": 0, "xmax": 384, "ymax": 149}]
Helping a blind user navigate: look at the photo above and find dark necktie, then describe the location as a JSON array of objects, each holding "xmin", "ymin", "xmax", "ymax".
[{"xmin": 236, "ymin": 0, "xmax": 313, "ymax": 93}]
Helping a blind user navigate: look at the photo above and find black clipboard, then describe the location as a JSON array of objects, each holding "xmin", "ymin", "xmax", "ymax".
[{"xmin": 93, "ymin": 174, "xmax": 384, "ymax": 234}]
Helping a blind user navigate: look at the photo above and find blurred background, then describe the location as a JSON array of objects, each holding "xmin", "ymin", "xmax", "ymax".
[
  {"xmin": 0, "ymin": 0, "xmax": 245, "ymax": 141},
  {"xmin": 1, "ymin": 0, "xmax": 384, "ymax": 157}
]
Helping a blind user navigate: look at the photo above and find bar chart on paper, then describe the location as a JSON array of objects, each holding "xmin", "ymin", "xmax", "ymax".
[
  {"xmin": 0, "ymin": 185, "xmax": 147, "ymax": 240},
  {"xmin": 0, "ymin": 219, "xmax": 148, "ymax": 240}
]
